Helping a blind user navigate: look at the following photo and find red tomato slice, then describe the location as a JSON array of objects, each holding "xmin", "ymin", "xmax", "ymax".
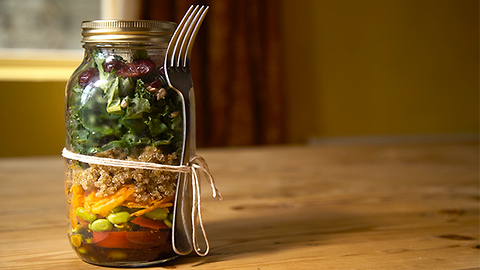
[
  {"xmin": 93, "ymin": 231, "xmax": 170, "ymax": 248},
  {"xmin": 126, "ymin": 230, "xmax": 170, "ymax": 245},
  {"xmin": 93, "ymin": 231, "xmax": 129, "ymax": 248},
  {"xmin": 131, "ymin": 216, "xmax": 170, "ymax": 230}
]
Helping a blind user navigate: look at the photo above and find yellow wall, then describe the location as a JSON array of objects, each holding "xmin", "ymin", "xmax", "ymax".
[
  {"xmin": 0, "ymin": 56, "xmax": 79, "ymax": 157},
  {"xmin": 282, "ymin": 0, "xmax": 479, "ymax": 143},
  {"xmin": 0, "ymin": 81, "xmax": 66, "ymax": 156}
]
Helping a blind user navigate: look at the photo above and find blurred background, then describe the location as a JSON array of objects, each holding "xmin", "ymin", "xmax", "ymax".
[{"xmin": 0, "ymin": 0, "xmax": 478, "ymax": 157}]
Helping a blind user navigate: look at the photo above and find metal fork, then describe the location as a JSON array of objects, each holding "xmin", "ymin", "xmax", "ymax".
[{"xmin": 164, "ymin": 5, "xmax": 209, "ymax": 256}]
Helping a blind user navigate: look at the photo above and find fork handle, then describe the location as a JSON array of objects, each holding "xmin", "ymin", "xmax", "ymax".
[
  {"xmin": 172, "ymin": 87, "xmax": 205, "ymax": 255},
  {"xmin": 172, "ymin": 171, "xmax": 193, "ymax": 255},
  {"xmin": 187, "ymin": 90, "xmax": 210, "ymax": 255}
]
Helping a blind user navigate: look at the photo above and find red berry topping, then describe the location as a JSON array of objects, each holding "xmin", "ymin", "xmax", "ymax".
[
  {"xmin": 78, "ymin": 68, "xmax": 99, "ymax": 87},
  {"xmin": 117, "ymin": 63, "xmax": 140, "ymax": 78},
  {"xmin": 116, "ymin": 59, "xmax": 156, "ymax": 78},
  {"xmin": 104, "ymin": 55, "xmax": 124, "ymax": 72},
  {"xmin": 133, "ymin": 59, "xmax": 156, "ymax": 76},
  {"xmin": 150, "ymin": 78, "xmax": 161, "ymax": 89}
]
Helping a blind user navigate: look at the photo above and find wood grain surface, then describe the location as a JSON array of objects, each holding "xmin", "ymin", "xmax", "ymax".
[{"xmin": 0, "ymin": 142, "xmax": 478, "ymax": 269}]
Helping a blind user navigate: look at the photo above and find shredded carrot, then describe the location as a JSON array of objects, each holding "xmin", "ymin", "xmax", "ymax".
[
  {"xmin": 125, "ymin": 193, "xmax": 138, "ymax": 202},
  {"xmin": 124, "ymin": 195, "xmax": 174, "ymax": 209},
  {"xmin": 69, "ymin": 184, "xmax": 175, "ymax": 221},
  {"xmin": 69, "ymin": 185, "xmax": 85, "ymax": 229},
  {"xmin": 130, "ymin": 196, "xmax": 174, "ymax": 217},
  {"xmin": 69, "ymin": 208, "xmax": 77, "ymax": 229},
  {"xmin": 130, "ymin": 204, "xmax": 173, "ymax": 217},
  {"xmin": 84, "ymin": 185, "xmax": 136, "ymax": 217},
  {"xmin": 70, "ymin": 185, "xmax": 85, "ymax": 209}
]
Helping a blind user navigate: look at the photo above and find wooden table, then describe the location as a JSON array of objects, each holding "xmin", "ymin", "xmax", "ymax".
[{"xmin": 0, "ymin": 142, "xmax": 478, "ymax": 269}]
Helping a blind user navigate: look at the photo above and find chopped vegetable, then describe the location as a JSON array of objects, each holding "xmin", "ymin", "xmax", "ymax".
[
  {"xmin": 75, "ymin": 207, "xmax": 97, "ymax": 222},
  {"xmin": 131, "ymin": 216, "xmax": 170, "ymax": 230},
  {"xmin": 144, "ymin": 208, "xmax": 168, "ymax": 220},
  {"xmin": 163, "ymin": 219, "xmax": 172, "ymax": 228},
  {"xmin": 107, "ymin": 211, "xmax": 131, "ymax": 224},
  {"xmin": 70, "ymin": 185, "xmax": 85, "ymax": 209},
  {"xmin": 89, "ymin": 219, "xmax": 114, "ymax": 232},
  {"xmin": 85, "ymin": 186, "xmax": 135, "ymax": 217},
  {"xmin": 70, "ymin": 234, "xmax": 83, "ymax": 248},
  {"xmin": 93, "ymin": 231, "xmax": 129, "ymax": 248},
  {"xmin": 93, "ymin": 230, "xmax": 169, "ymax": 248},
  {"xmin": 129, "ymin": 196, "xmax": 174, "ymax": 217}
]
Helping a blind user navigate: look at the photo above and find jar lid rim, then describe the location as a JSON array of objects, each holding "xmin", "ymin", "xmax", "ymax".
[{"xmin": 81, "ymin": 20, "xmax": 177, "ymax": 43}]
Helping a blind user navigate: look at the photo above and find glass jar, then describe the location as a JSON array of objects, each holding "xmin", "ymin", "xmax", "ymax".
[{"xmin": 63, "ymin": 20, "xmax": 183, "ymax": 267}]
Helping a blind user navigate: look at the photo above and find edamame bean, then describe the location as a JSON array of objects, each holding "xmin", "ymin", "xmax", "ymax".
[
  {"xmin": 89, "ymin": 219, "xmax": 113, "ymax": 232},
  {"xmin": 111, "ymin": 206, "xmax": 125, "ymax": 213},
  {"xmin": 75, "ymin": 207, "xmax": 97, "ymax": 222},
  {"xmin": 163, "ymin": 219, "xmax": 172, "ymax": 228},
  {"xmin": 107, "ymin": 211, "xmax": 130, "ymax": 224},
  {"xmin": 144, "ymin": 208, "xmax": 168, "ymax": 220}
]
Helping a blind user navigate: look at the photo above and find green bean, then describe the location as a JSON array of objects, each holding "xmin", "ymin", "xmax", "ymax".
[
  {"xmin": 107, "ymin": 211, "xmax": 131, "ymax": 224},
  {"xmin": 144, "ymin": 208, "xmax": 168, "ymax": 220},
  {"xmin": 89, "ymin": 219, "xmax": 113, "ymax": 232},
  {"xmin": 75, "ymin": 207, "xmax": 97, "ymax": 222}
]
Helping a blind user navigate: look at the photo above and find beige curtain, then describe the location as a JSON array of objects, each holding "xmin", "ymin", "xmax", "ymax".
[{"xmin": 141, "ymin": 0, "xmax": 284, "ymax": 147}]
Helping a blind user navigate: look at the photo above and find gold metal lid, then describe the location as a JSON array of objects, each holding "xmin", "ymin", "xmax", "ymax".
[{"xmin": 81, "ymin": 20, "xmax": 176, "ymax": 44}]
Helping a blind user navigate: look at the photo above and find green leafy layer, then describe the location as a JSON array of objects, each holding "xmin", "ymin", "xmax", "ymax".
[{"xmin": 67, "ymin": 50, "xmax": 183, "ymax": 155}]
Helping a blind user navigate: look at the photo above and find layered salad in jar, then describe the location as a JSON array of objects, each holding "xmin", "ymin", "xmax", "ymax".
[{"xmin": 65, "ymin": 48, "xmax": 183, "ymax": 264}]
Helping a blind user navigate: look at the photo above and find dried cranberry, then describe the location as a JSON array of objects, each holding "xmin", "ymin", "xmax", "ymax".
[
  {"xmin": 116, "ymin": 63, "xmax": 140, "ymax": 78},
  {"xmin": 116, "ymin": 59, "xmax": 156, "ymax": 78},
  {"xmin": 149, "ymin": 78, "xmax": 161, "ymax": 89},
  {"xmin": 78, "ymin": 68, "xmax": 98, "ymax": 87},
  {"xmin": 132, "ymin": 59, "xmax": 156, "ymax": 76},
  {"xmin": 104, "ymin": 55, "xmax": 124, "ymax": 72}
]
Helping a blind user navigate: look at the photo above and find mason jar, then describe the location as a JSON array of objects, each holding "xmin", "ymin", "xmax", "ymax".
[{"xmin": 63, "ymin": 20, "xmax": 184, "ymax": 267}]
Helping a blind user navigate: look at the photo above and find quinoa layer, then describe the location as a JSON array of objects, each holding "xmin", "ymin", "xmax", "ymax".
[{"xmin": 67, "ymin": 146, "xmax": 179, "ymax": 202}]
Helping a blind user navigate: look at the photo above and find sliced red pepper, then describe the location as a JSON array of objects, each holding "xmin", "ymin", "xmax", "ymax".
[
  {"xmin": 93, "ymin": 231, "xmax": 129, "ymax": 248},
  {"xmin": 126, "ymin": 230, "xmax": 169, "ymax": 245},
  {"xmin": 131, "ymin": 216, "xmax": 170, "ymax": 230},
  {"xmin": 93, "ymin": 230, "xmax": 169, "ymax": 248}
]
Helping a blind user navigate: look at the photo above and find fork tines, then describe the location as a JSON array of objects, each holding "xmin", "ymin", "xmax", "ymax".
[{"xmin": 166, "ymin": 5, "xmax": 209, "ymax": 69}]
